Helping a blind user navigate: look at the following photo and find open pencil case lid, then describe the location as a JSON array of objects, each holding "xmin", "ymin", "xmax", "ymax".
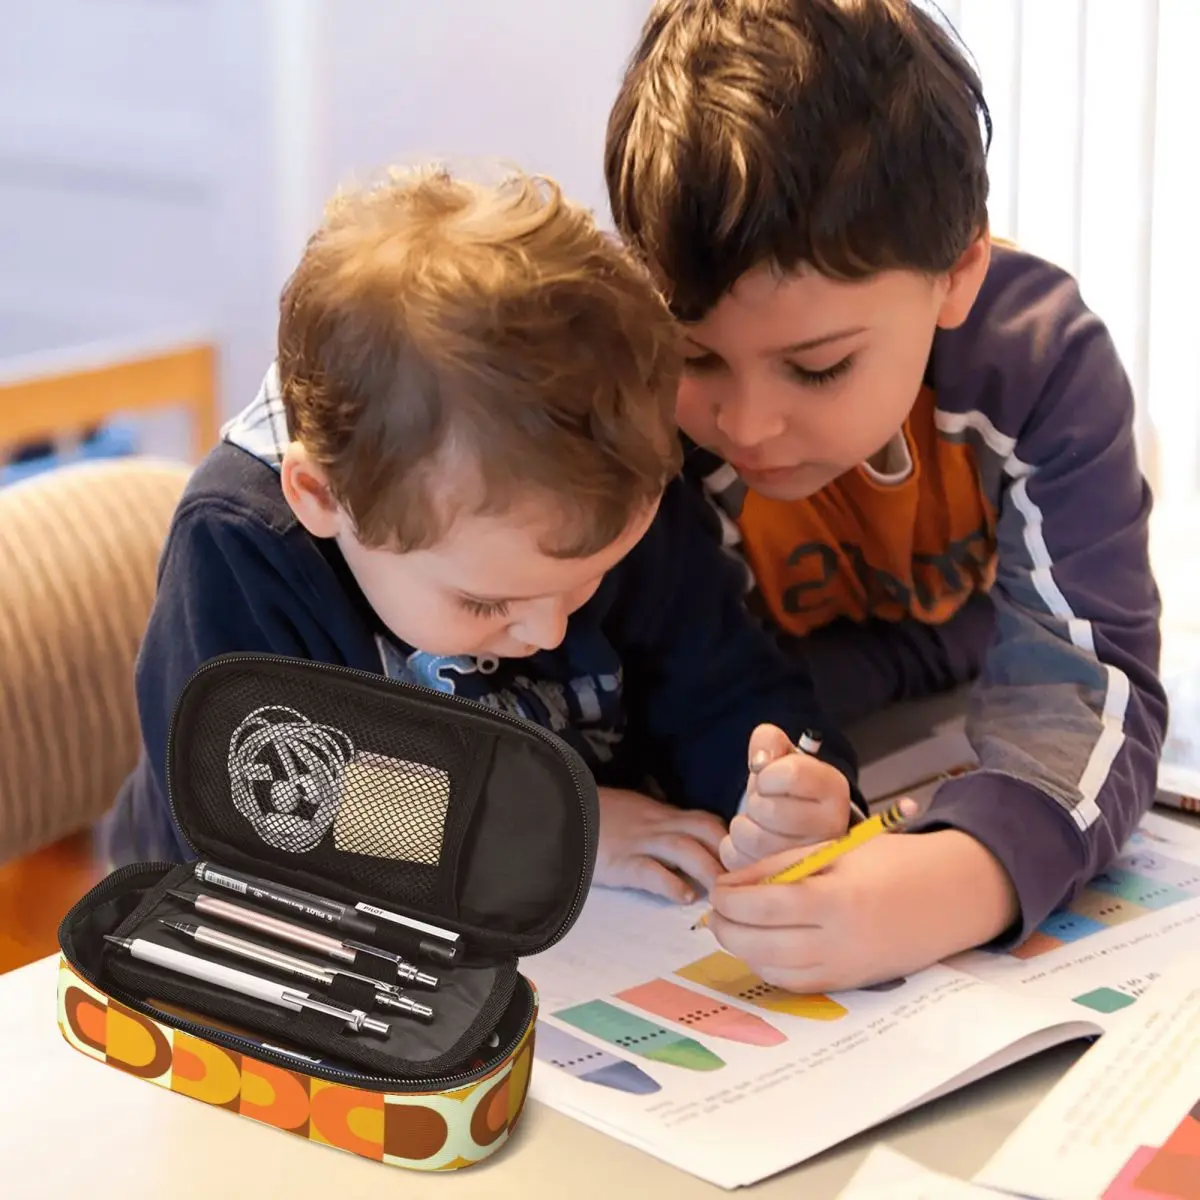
[
  {"xmin": 163, "ymin": 652, "xmax": 598, "ymax": 959},
  {"xmin": 57, "ymin": 651, "xmax": 599, "ymax": 1104}
]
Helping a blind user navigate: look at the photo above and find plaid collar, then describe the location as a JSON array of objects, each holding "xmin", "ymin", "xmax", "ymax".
[{"xmin": 222, "ymin": 362, "xmax": 290, "ymax": 470}]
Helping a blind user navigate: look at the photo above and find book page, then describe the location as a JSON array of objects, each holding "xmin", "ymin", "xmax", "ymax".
[
  {"xmin": 521, "ymin": 888, "xmax": 1096, "ymax": 1190},
  {"xmin": 835, "ymin": 1146, "xmax": 999, "ymax": 1198},
  {"xmin": 949, "ymin": 812, "xmax": 1200, "ymax": 1027},
  {"xmin": 975, "ymin": 955, "xmax": 1200, "ymax": 1200},
  {"xmin": 857, "ymin": 727, "xmax": 1200, "ymax": 1027}
]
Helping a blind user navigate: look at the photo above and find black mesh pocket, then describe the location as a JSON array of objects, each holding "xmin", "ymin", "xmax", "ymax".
[{"xmin": 169, "ymin": 659, "xmax": 496, "ymax": 915}]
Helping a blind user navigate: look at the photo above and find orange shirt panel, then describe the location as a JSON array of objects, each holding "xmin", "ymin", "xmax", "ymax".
[{"xmin": 737, "ymin": 388, "xmax": 998, "ymax": 636}]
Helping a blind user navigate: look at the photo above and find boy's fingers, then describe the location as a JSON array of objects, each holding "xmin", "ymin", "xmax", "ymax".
[
  {"xmin": 614, "ymin": 856, "xmax": 698, "ymax": 905},
  {"xmin": 753, "ymin": 753, "xmax": 844, "ymax": 802},
  {"xmin": 716, "ymin": 839, "xmax": 832, "ymax": 886},
  {"xmin": 664, "ymin": 810, "xmax": 728, "ymax": 854},
  {"xmin": 711, "ymin": 874, "xmax": 830, "ymax": 928},
  {"xmin": 718, "ymin": 833, "xmax": 753, "ymax": 873},
  {"xmin": 725, "ymin": 812, "xmax": 816, "ymax": 865},
  {"xmin": 746, "ymin": 723, "xmax": 797, "ymax": 774},
  {"xmin": 707, "ymin": 914, "xmax": 825, "ymax": 970},
  {"xmin": 742, "ymin": 783, "xmax": 849, "ymax": 842},
  {"xmin": 646, "ymin": 833, "xmax": 723, "ymax": 893}
]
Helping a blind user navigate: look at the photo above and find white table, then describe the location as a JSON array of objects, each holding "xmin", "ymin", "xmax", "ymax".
[{"xmin": 0, "ymin": 953, "xmax": 1080, "ymax": 1198}]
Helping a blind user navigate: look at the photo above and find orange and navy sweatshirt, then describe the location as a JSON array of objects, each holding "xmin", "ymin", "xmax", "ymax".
[{"xmin": 683, "ymin": 242, "xmax": 1168, "ymax": 946}]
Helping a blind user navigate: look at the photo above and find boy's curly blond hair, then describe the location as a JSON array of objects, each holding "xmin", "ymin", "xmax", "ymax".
[{"xmin": 278, "ymin": 165, "xmax": 682, "ymax": 555}]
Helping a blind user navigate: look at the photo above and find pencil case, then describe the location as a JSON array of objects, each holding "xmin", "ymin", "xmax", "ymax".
[{"xmin": 55, "ymin": 652, "xmax": 598, "ymax": 1172}]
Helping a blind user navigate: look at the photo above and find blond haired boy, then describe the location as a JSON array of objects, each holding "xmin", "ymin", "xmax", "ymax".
[{"xmin": 103, "ymin": 167, "xmax": 861, "ymax": 899}]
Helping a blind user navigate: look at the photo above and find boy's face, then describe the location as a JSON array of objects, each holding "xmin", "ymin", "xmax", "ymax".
[
  {"xmin": 283, "ymin": 447, "xmax": 659, "ymax": 659},
  {"xmin": 675, "ymin": 242, "xmax": 989, "ymax": 501},
  {"xmin": 338, "ymin": 501, "xmax": 657, "ymax": 659}
]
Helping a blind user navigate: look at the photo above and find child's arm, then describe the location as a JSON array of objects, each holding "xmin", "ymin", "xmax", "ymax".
[
  {"xmin": 778, "ymin": 593, "xmax": 995, "ymax": 725},
  {"xmin": 117, "ymin": 491, "xmax": 350, "ymax": 862},
  {"xmin": 607, "ymin": 477, "xmax": 863, "ymax": 823},
  {"xmin": 706, "ymin": 263, "xmax": 1167, "ymax": 993},
  {"xmin": 708, "ymin": 826, "xmax": 1018, "ymax": 993},
  {"xmin": 903, "ymin": 259, "xmax": 1168, "ymax": 948}
]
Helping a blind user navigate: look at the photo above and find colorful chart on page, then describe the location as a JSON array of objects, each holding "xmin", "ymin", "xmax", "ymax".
[
  {"xmin": 614, "ymin": 978, "xmax": 786, "ymax": 1047},
  {"xmin": 1074, "ymin": 986, "xmax": 1140, "ymax": 1015},
  {"xmin": 1004, "ymin": 846, "xmax": 1200, "ymax": 961},
  {"xmin": 533, "ymin": 1022, "xmax": 661, "ymax": 1095},
  {"xmin": 1102, "ymin": 1100, "xmax": 1200, "ymax": 1200},
  {"xmin": 552, "ymin": 1000, "xmax": 725, "ymax": 1071},
  {"xmin": 674, "ymin": 950, "xmax": 848, "ymax": 1020}
]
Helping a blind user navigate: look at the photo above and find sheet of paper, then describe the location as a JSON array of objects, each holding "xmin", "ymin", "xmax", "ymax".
[
  {"xmin": 858, "ymin": 729, "xmax": 1200, "ymax": 1029},
  {"xmin": 836, "ymin": 1146, "xmax": 1000, "ymax": 1198},
  {"xmin": 521, "ymin": 888, "xmax": 1095, "ymax": 1190},
  {"xmin": 949, "ymin": 812, "xmax": 1200, "ymax": 1028},
  {"xmin": 975, "ymin": 955, "xmax": 1200, "ymax": 1200}
]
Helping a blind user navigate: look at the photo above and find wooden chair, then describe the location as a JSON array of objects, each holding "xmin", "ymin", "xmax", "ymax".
[{"xmin": 0, "ymin": 337, "xmax": 219, "ymax": 464}]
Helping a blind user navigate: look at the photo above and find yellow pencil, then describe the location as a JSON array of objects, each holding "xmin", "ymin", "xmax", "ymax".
[{"xmin": 691, "ymin": 800, "xmax": 913, "ymax": 931}]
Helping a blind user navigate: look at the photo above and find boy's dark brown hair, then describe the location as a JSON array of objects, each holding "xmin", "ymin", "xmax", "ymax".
[
  {"xmin": 605, "ymin": 0, "xmax": 992, "ymax": 320},
  {"xmin": 277, "ymin": 166, "xmax": 682, "ymax": 556}
]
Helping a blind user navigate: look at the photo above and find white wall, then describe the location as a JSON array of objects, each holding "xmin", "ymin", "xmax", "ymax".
[
  {"xmin": 0, "ymin": 0, "xmax": 653, "ymax": 446},
  {"xmin": 318, "ymin": 0, "xmax": 645, "ymax": 220},
  {"xmin": 9, "ymin": 1, "xmax": 1190, "ymax": 492},
  {"xmin": 0, "ymin": 0, "xmax": 269, "ymax": 454},
  {"xmin": 0, "ymin": 0, "xmax": 218, "ymax": 335}
]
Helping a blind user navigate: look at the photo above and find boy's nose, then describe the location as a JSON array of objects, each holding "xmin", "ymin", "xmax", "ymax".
[
  {"xmin": 713, "ymin": 388, "xmax": 787, "ymax": 451},
  {"xmin": 512, "ymin": 599, "xmax": 569, "ymax": 652}
]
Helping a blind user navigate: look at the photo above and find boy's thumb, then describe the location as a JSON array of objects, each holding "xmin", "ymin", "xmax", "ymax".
[{"xmin": 747, "ymin": 724, "xmax": 798, "ymax": 775}]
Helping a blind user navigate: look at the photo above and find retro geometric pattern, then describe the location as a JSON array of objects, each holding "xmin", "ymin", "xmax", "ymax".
[{"xmin": 56, "ymin": 958, "xmax": 535, "ymax": 1171}]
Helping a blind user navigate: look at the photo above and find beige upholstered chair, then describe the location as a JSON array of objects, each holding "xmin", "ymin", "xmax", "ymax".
[{"xmin": 0, "ymin": 458, "xmax": 191, "ymax": 865}]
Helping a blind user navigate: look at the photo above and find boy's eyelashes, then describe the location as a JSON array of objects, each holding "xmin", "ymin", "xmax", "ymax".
[
  {"xmin": 784, "ymin": 355, "xmax": 854, "ymax": 387},
  {"xmin": 681, "ymin": 351, "xmax": 855, "ymax": 387},
  {"xmin": 458, "ymin": 595, "xmax": 511, "ymax": 619}
]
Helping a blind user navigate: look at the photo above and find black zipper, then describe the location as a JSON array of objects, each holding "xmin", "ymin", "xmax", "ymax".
[
  {"xmin": 164, "ymin": 652, "xmax": 597, "ymax": 952},
  {"xmin": 57, "ymin": 865, "xmax": 534, "ymax": 1092}
]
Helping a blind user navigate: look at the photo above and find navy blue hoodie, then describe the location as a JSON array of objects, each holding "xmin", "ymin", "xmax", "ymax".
[{"xmin": 100, "ymin": 371, "xmax": 857, "ymax": 865}]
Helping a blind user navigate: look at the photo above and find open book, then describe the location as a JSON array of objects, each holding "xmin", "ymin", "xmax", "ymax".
[{"xmin": 520, "ymin": 732, "xmax": 1200, "ymax": 1190}]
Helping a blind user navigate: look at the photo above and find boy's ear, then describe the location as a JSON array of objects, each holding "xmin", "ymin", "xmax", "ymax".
[
  {"xmin": 935, "ymin": 231, "xmax": 991, "ymax": 330},
  {"xmin": 280, "ymin": 442, "xmax": 342, "ymax": 538}
]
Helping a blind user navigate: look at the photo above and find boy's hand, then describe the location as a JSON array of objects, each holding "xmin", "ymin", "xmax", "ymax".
[
  {"xmin": 707, "ymin": 827, "xmax": 1020, "ymax": 992},
  {"xmin": 719, "ymin": 724, "xmax": 853, "ymax": 872},
  {"xmin": 595, "ymin": 787, "xmax": 726, "ymax": 904}
]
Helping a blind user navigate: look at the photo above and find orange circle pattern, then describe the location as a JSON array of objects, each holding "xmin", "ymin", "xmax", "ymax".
[{"xmin": 57, "ymin": 961, "xmax": 538, "ymax": 1173}]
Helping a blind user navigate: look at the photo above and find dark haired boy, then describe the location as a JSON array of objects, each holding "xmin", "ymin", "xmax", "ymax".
[{"xmin": 605, "ymin": 0, "xmax": 1167, "ymax": 989}]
